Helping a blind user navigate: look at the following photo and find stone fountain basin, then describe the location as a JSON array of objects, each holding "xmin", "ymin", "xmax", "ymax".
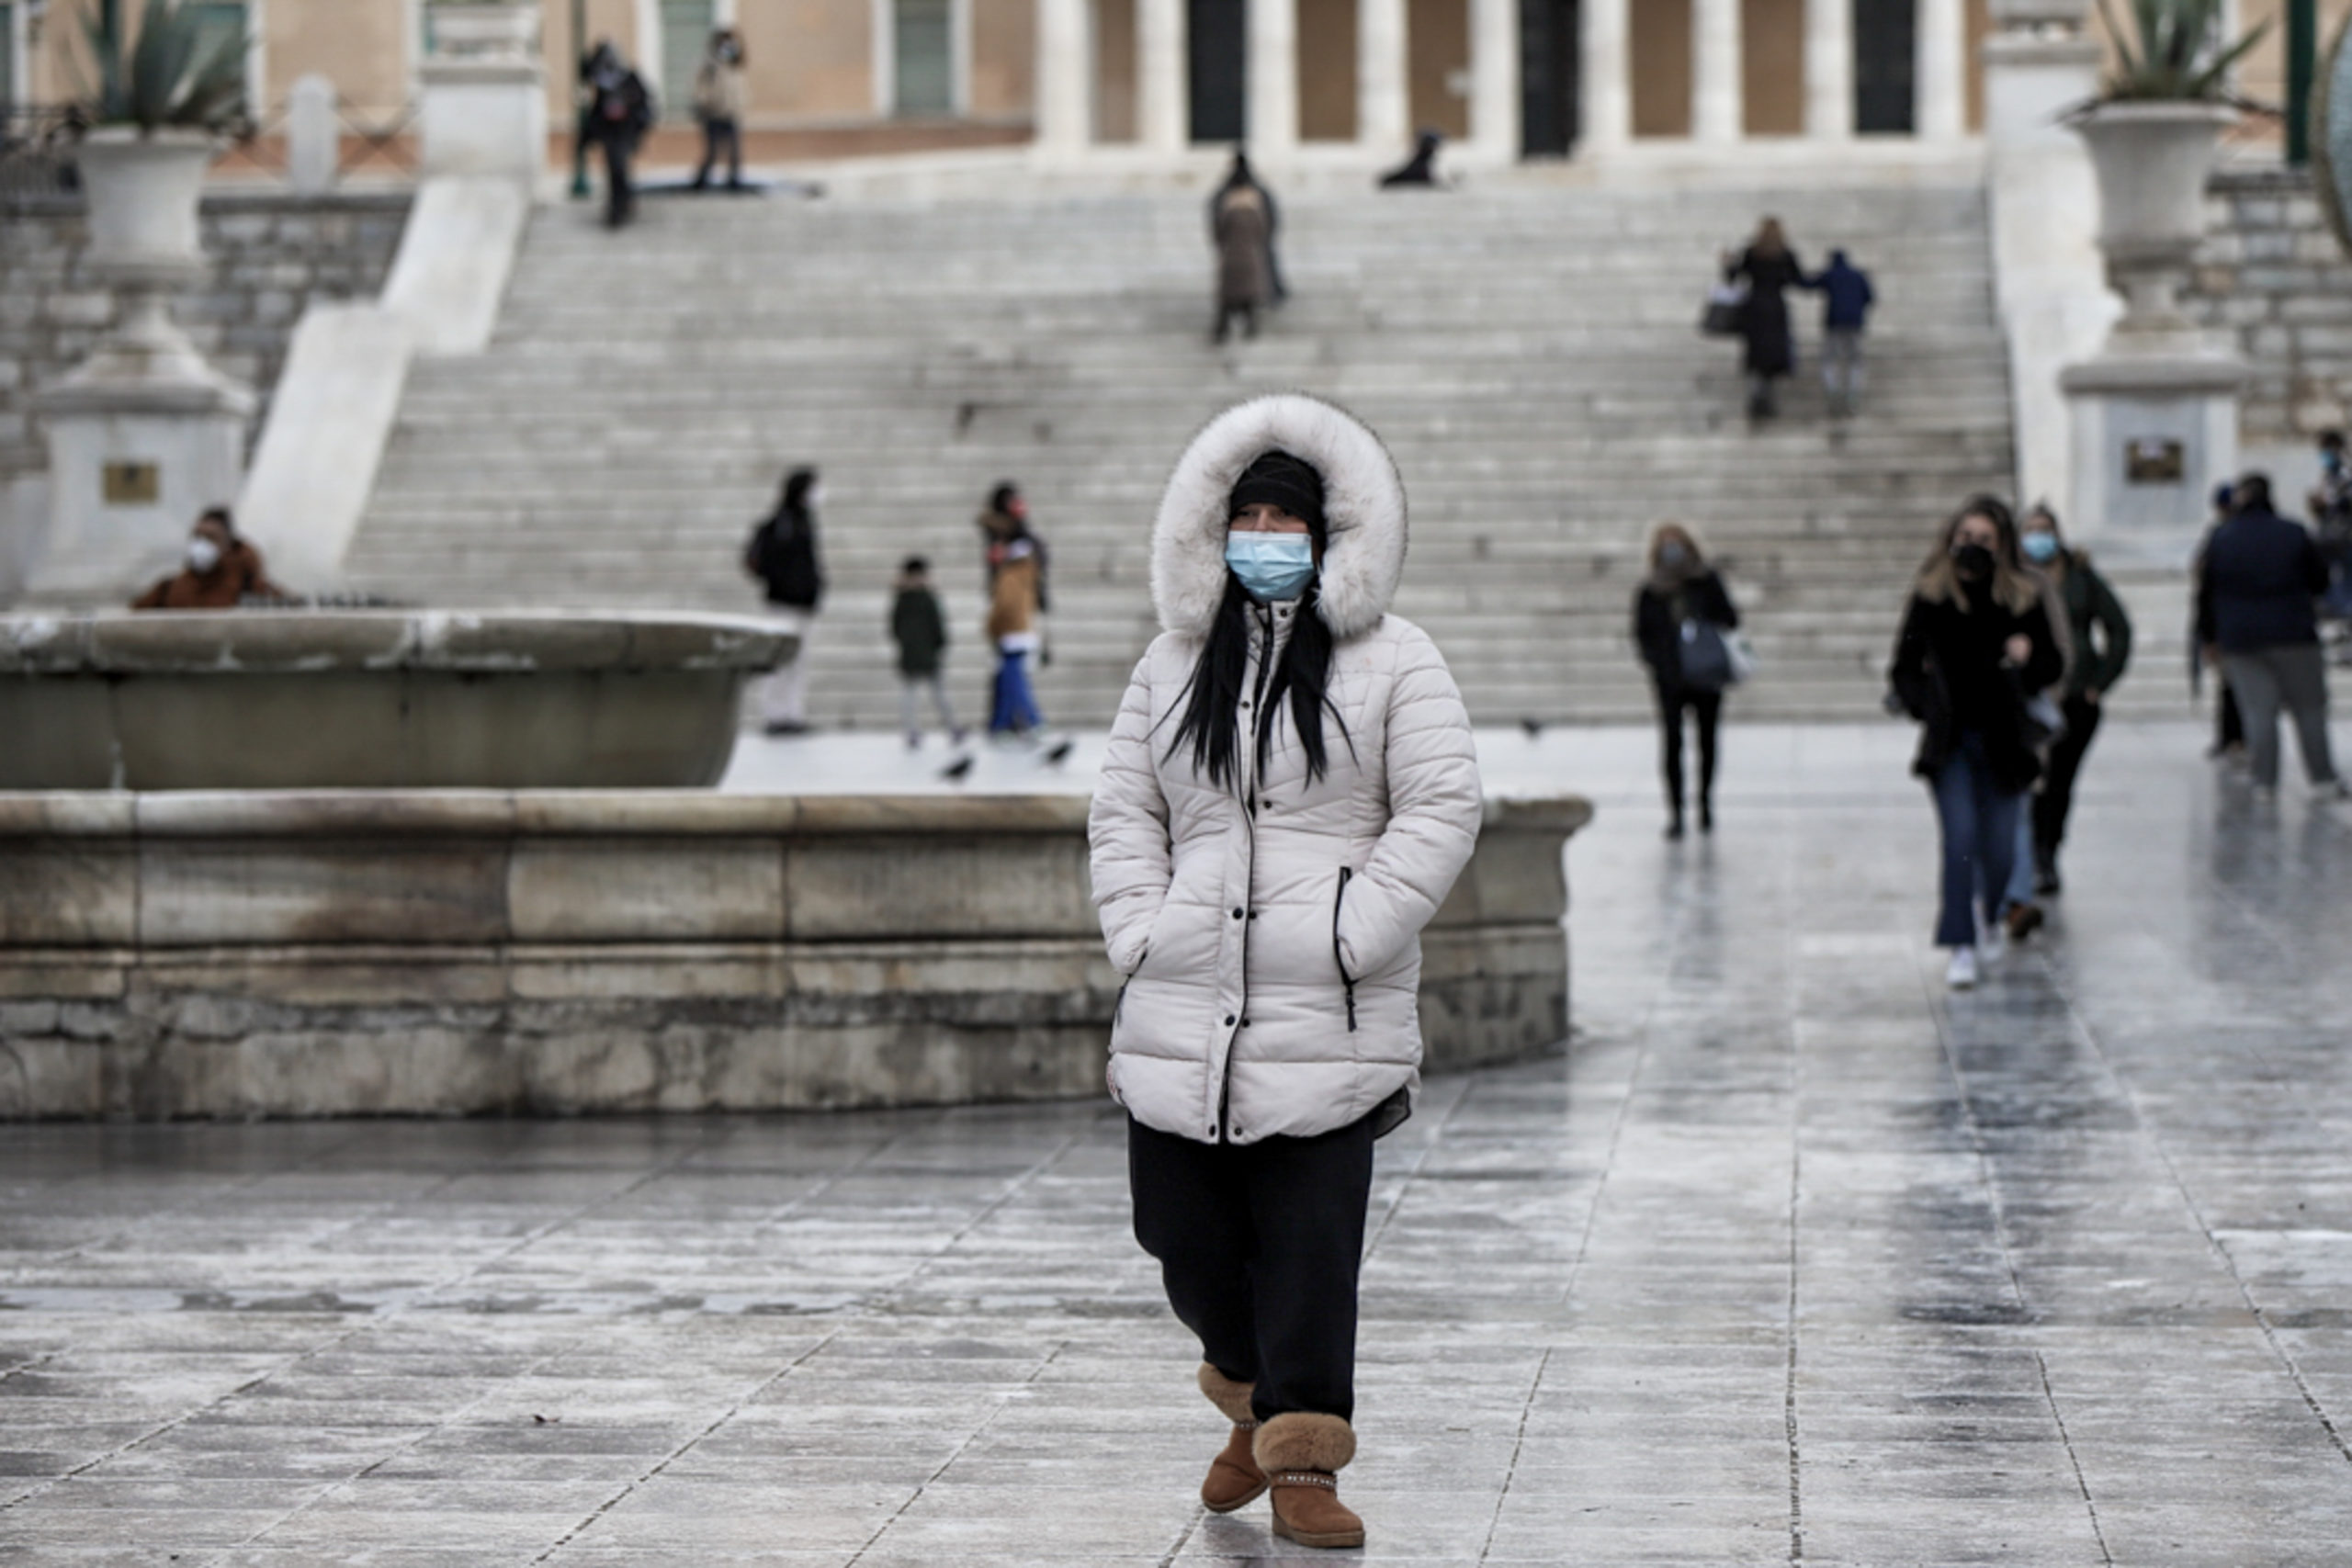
[{"xmin": 1, "ymin": 611, "xmax": 794, "ymax": 790}]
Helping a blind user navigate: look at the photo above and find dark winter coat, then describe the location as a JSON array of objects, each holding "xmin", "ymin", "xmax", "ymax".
[
  {"xmin": 131, "ymin": 539, "xmax": 284, "ymax": 610},
  {"xmin": 2196, "ymin": 506, "xmax": 2329, "ymax": 652},
  {"xmin": 890, "ymin": 584, "xmax": 948, "ymax": 677},
  {"xmin": 2052, "ymin": 554, "xmax": 2132, "ymax": 700},
  {"xmin": 1889, "ymin": 587, "xmax": 2065, "ymax": 795},
  {"xmin": 1811, "ymin": 258, "xmax": 1874, "ymax": 331},
  {"xmin": 585, "ymin": 62, "xmax": 653, "ymax": 144},
  {"xmin": 748, "ymin": 505, "xmax": 824, "ymax": 610},
  {"xmin": 1634, "ymin": 570, "xmax": 1741, "ymax": 691},
  {"xmin": 1729, "ymin": 247, "xmax": 1804, "ymax": 378}
]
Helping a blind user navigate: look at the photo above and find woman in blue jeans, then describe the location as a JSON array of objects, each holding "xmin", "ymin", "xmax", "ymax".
[{"xmin": 1888, "ymin": 498, "xmax": 2064, "ymax": 990}]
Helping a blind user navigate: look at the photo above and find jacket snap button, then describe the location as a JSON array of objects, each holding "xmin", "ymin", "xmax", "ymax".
[
  {"xmin": 1232, "ymin": 908, "xmax": 1244, "ymax": 919},
  {"xmin": 1224, "ymin": 1015, "xmax": 1236, "ymax": 1027}
]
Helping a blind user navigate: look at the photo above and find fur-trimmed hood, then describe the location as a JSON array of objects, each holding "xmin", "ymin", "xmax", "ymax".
[{"xmin": 1150, "ymin": 393, "xmax": 1407, "ymax": 641}]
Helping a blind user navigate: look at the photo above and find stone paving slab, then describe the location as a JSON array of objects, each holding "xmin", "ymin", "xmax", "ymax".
[{"xmin": 5, "ymin": 721, "xmax": 2352, "ymax": 1564}]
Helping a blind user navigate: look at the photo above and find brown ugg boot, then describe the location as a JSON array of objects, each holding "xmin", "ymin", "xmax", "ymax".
[
  {"xmin": 1253, "ymin": 1411, "xmax": 1363, "ymax": 1549},
  {"xmin": 1196, "ymin": 1363, "xmax": 1266, "ymax": 1513}
]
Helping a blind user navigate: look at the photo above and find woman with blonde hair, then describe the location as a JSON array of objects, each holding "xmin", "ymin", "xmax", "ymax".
[
  {"xmin": 1633, "ymin": 523, "xmax": 1741, "ymax": 838},
  {"xmin": 1888, "ymin": 497, "xmax": 2064, "ymax": 989}
]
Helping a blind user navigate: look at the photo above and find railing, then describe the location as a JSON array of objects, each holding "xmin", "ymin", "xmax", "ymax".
[
  {"xmin": 0, "ymin": 105, "xmax": 87, "ymax": 197},
  {"xmin": 2, "ymin": 95, "xmax": 420, "ymax": 198}
]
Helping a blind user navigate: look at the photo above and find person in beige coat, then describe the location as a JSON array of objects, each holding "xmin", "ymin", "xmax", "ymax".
[
  {"xmin": 1089, "ymin": 393, "xmax": 1483, "ymax": 1550},
  {"xmin": 690, "ymin": 28, "xmax": 747, "ymax": 190}
]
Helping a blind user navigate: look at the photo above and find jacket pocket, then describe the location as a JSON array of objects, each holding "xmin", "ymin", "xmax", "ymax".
[{"xmin": 1332, "ymin": 868, "xmax": 1359, "ymax": 1033}]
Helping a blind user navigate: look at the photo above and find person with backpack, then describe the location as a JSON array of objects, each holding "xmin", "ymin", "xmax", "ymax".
[
  {"xmin": 1633, "ymin": 523, "xmax": 1742, "ymax": 839},
  {"xmin": 1807, "ymin": 249, "xmax": 1876, "ymax": 417},
  {"xmin": 742, "ymin": 467, "xmax": 826, "ymax": 735},
  {"xmin": 582, "ymin": 40, "xmax": 653, "ymax": 229}
]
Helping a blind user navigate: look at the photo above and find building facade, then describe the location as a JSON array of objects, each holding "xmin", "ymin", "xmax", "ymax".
[{"xmin": 2, "ymin": 0, "xmax": 2343, "ymax": 161}]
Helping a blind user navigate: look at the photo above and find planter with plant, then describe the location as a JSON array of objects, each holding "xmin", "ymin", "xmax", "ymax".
[
  {"xmin": 2073, "ymin": 0, "xmax": 2267, "ymax": 337},
  {"xmin": 74, "ymin": 0, "xmax": 249, "ymax": 280}
]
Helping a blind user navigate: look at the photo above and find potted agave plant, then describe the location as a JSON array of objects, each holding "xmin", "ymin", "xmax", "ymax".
[
  {"xmin": 2075, "ymin": 0, "xmax": 2267, "ymax": 335},
  {"xmin": 74, "ymin": 0, "xmax": 249, "ymax": 282}
]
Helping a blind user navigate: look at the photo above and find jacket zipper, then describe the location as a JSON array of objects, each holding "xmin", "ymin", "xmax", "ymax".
[
  {"xmin": 1333, "ymin": 866, "xmax": 1359, "ymax": 1033},
  {"xmin": 1220, "ymin": 605, "xmax": 1281, "ymax": 1138}
]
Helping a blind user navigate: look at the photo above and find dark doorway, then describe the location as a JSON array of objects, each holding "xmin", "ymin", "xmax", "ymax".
[
  {"xmin": 1520, "ymin": 0, "xmax": 1581, "ymax": 156},
  {"xmin": 1853, "ymin": 0, "xmax": 1914, "ymax": 133},
  {"xmin": 1190, "ymin": 0, "xmax": 1247, "ymax": 142}
]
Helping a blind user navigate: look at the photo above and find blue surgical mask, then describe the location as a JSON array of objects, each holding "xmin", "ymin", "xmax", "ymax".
[
  {"xmin": 1225, "ymin": 531, "xmax": 1317, "ymax": 602},
  {"xmin": 2020, "ymin": 531, "xmax": 2060, "ymax": 564}
]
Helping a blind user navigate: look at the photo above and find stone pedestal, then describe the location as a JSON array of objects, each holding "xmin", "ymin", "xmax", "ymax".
[
  {"xmin": 26, "ymin": 130, "xmax": 256, "ymax": 604},
  {"xmin": 417, "ymin": 3, "xmax": 548, "ymax": 182},
  {"xmin": 2062, "ymin": 355, "xmax": 2245, "ymax": 565}
]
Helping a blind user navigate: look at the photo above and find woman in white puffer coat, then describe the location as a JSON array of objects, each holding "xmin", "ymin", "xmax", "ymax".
[{"xmin": 1088, "ymin": 393, "xmax": 1482, "ymax": 1551}]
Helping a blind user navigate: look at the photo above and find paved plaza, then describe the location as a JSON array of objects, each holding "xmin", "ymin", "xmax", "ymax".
[{"xmin": 5, "ymin": 720, "xmax": 2351, "ymax": 1565}]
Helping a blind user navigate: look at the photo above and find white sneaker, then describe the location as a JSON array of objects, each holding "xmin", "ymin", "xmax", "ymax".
[{"xmin": 1946, "ymin": 948, "xmax": 1979, "ymax": 990}]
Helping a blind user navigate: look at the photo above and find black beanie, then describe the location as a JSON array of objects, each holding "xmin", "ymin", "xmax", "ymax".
[{"xmin": 1228, "ymin": 450, "xmax": 1326, "ymax": 532}]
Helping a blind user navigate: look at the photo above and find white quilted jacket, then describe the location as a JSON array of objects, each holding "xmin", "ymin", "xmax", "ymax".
[{"xmin": 1087, "ymin": 394, "xmax": 1483, "ymax": 1145}]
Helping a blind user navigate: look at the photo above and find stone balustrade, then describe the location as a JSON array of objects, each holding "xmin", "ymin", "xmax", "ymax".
[{"xmin": 0, "ymin": 791, "xmax": 1589, "ymax": 1120}]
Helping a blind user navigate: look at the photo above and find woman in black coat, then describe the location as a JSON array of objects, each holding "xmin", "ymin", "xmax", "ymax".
[
  {"xmin": 1888, "ymin": 497, "xmax": 2064, "ymax": 990},
  {"xmin": 1725, "ymin": 218, "xmax": 1804, "ymax": 419},
  {"xmin": 1634, "ymin": 523, "xmax": 1741, "ymax": 839}
]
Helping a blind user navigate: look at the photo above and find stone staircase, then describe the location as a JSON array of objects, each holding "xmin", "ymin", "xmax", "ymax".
[{"xmin": 345, "ymin": 178, "xmax": 2016, "ymax": 726}]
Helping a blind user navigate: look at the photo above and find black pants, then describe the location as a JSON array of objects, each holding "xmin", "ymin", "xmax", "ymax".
[
  {"xmin": 599, "ymin": 134, "xmax": 635, "ymax": 227},
  {"xmin": 1128, "ymin": 1113, "xmax": 1374, "ymax": 1423},
  {"xmin": 1656, "ymin": 682, "xmax": 1722, "ymax": 818},
  {"xmin": 695, "ymin": 117, "xmax": 741, "ymax": 187},
  {"xmin": 2032, "ymin": 693, "xmax": 2103, "ymax": 869}
]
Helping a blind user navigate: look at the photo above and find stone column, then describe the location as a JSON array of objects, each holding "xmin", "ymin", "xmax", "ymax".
[
  {"xmin": 1917, "ymin": 0, "xmax": 1967, "ymax": 140},
  {"xmin": 1248, "ymin": 0, "xmax": 1299, "ymax": 154},
  {"xmin": 1137, "ymin": 0, "xmax": 1187, "ymax": 151},
  {"xmin": 1692, "ymin": 0, "xmax": 1743, "ymax": 143},
  {"xmin": 1357, "ymin": 0, "xmax": 1409, "ymax": 155},
  {"xmin": 1804, "ymin": 0, "xmax": 1853, "ymax": 139},
  {"xmin": 1467, "ymin": 0, "xmax": 1521, "ymax": 159},
  {"xmin": 1033, "ymin": 0, "xmax": 1092, "ymax": 157},
  {"xmin": 1580, "ymin": 0, "xmax": 1632, "ymax": 152}
]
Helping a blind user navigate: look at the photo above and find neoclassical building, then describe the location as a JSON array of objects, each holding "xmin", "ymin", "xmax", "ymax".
[{"xmin": 1, "ymin": 0, "xmax": 2338, "ymax": 161}]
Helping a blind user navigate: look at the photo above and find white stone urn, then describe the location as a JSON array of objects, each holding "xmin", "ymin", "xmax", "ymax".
[
  {"xmin": 2073, "ymin": 101, "xmax": 2238, "ymax": 341},
  {"xmin": 426, "ymin": 1, "xmax": 540, "ymax": 61},
  {"xmin": 74, "ymin": 127, "xmax": 215, "ymax": 286}
]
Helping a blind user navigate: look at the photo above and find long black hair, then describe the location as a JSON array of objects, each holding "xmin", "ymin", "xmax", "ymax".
[{"xmin": 1165, "ymin": 572, "xmax": 1351, "ymax": 794}]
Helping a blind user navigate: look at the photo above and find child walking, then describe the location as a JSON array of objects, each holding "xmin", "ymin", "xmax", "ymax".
[{"xmin": 889, "ymin": 557, "xmax": 963, "ymax": 747}]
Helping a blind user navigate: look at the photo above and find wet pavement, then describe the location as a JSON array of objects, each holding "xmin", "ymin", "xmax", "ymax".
[{"xmin": 6, "ymin": 719, "xmax": 2352, "ymax": 1565}]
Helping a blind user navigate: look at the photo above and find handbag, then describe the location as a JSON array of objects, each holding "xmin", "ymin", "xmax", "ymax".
[
  {"xmin": 2022, "ymin": 692, "xmax": 2067, "ymax": 750},
  {"xmin": 1724, "ymin": 629, "xmax": 1759, "ymax": 685},
  {"xmin": 1678, "ymin": 618, "xmax": 1735, "ymax": 691},
  {"xmin": 1701, "ymin": 281, "xmax": 1748, "ymax": 337}
]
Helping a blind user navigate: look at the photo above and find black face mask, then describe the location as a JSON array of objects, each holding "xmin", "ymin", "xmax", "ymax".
[{"xmin": 1951, "ymin": 543, "xmax": 1995, "ymax": 581}]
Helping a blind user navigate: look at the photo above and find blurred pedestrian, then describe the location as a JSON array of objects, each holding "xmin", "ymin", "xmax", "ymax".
[
  {"xmin": 1889, "ymin": 497, "xmax": 2064, "ymax": 989},
  {"xmin": 1377, "ymin": 130, "xmax": 1444, "ymax": 188},
  {"xmin": 690, "ymin": 28, "xmax": 746, "ymax": 192},
  {"xmin": 743, "ymin": 467, "xmax": 826, "ymax": 735},
  {"xmin": 978, "ymin": 483, "xmax": 1046, "ymax": 736},
  {"xmin": 1211, "ymin": 154, "xmax": 1278, "ymax": 344},
  {"xmin": 2019, "ymin": 505, "xmax": 2131, "ymax": 896},
  {"xmin": 1632, "ymin": 523, "xmax": 1741, "ymax": 839},
  {"xmin": 2306, "ymin": 428, "xmax": 2352, "ymax": 621},
  {"xmin": 582, "ymin": 40, "xmax": 653, "ymax": 228},
  {"xmin": 132, "ymin": 507, "xmax": 287, "ymax": 610},
  {"xmin": 1724, "ymin": 218, "xmax": 1804, "ymax": 420},
  {"xmin": 2193, "ymin": 482, "xmax": 2245, "ymax": 761},
  {"xmin": 889, "ymin": 555, "xmax": 962, "ymax": 747},
  {"xmin": 2196, "ymin": 473, "xmax": 2346, "ymax": 798},
  {"xmin": 1088, "ymin": 393, "xmax": 1481, "ymax": 1555},
  {"xmin": 1806, "ymin": 248, "xmax": 1875, "ymax": 417}
]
